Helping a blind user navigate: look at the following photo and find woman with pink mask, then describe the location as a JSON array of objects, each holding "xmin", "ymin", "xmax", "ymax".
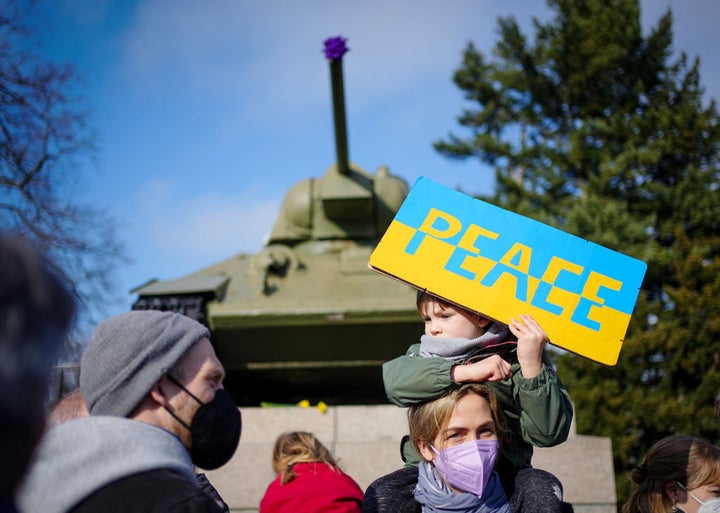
[{"xmin": 362, "ymin": 383, "xmax": 572, "ymax": 513}]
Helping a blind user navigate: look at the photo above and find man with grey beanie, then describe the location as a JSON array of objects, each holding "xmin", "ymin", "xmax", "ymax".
[{"xmin": 19, "ymin": 310, "xmax": 242, "ymax": 513}]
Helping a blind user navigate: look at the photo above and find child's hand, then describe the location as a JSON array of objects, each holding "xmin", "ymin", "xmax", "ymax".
[
  {"xmin": 509, "ymin": 314, "xmax": 547, "ymax": 379},
  {"xmin": 452, "ymin": 355, "xmax": 512, "ymax": 383}
]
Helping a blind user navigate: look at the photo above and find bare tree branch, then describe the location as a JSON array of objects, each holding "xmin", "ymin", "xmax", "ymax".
[{"xmin": 0, "ymin": 2, "xmax": 128, "ymax": 332}]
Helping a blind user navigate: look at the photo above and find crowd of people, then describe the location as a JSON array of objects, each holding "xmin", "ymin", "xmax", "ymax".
[{"xmin": 2, "ymin": 231, "xmax": 720, "ymax": 513}]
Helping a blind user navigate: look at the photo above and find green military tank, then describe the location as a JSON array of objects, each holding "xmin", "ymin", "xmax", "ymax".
[{"xmin": 131, "ymin": 37, "xmax": 419, "ymax": 406}]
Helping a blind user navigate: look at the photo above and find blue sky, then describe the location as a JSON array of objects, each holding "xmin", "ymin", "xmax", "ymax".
[{"xmin": 24, "ymin": 0, "xmax": 720, "ymax": 320}]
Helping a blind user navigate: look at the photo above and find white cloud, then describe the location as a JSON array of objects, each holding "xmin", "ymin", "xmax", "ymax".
[
  {"xmin": 116, "ymin": 0, "xmax": 553, "ymax": 111},
  {"xmin": 128, "ymin": 179, "xmax": 280, "ymax": 281}
]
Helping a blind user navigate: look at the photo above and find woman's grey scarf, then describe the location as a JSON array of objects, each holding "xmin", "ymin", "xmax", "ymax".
[
  {"xmin": 419, "ymin": 322, "xmax": 509, "ymax": 362},
  {"xmin": 413, "ymin": 461, "xmax": 511, "ymax": 513}
]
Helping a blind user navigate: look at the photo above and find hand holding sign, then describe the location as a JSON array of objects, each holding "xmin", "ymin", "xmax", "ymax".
[
  {"xmin": 510, "ymin": 314, "xmax": 548, "ymax": 378},
  {"xmin": 369, "ymin": 177, "xmax": 647, "ymax": 365}
]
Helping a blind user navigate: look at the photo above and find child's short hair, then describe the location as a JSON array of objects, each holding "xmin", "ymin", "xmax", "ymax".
[
  {"xmin": 416, "ymin": 289, "xmax": 479, "ymax": 319},
  {"xmin": 416, "ymin": 289, "xmax": 454, "ymax": 311}
]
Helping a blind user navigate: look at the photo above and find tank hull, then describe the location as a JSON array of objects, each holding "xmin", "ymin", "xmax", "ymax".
[{"xmin": 133, "ymin": 240, "xmax": 419, "ymax": 405}]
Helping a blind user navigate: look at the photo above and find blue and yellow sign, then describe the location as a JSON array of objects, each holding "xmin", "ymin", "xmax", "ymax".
[{"xmin": 369, "ymin": 177, "xmax": 647, "ymax": 365}]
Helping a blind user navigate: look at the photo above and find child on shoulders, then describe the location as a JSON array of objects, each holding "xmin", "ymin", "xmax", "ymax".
[{"xmin": 383, "ymin": 290, "xmax": 574, "ymax": 496}]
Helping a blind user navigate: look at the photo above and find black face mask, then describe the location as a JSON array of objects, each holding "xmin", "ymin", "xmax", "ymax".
[{"xmin": 165, "ymin": 375, "xmax": 242, "ymax": 470}]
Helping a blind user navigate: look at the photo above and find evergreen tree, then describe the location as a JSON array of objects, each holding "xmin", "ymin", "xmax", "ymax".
[{"xmin": 435, "ymin": 0, "xmax": 720, "ymax": 505}]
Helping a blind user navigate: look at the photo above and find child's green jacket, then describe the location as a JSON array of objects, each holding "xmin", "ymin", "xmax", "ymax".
[{"xmin": 383, "ymin": 340, "xmax": 574, "ymax": 494}]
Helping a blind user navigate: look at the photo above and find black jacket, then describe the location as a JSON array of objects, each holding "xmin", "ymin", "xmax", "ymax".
[
  {"xmin": 71, "ymin": 469, "xmax": 224, "ymax": 513},
  {"xmin": 362, "ymin": 467, "xmax": 420, "ymax": 513},
  {"xmin": 362, "ymin": 466, "xmax": 575, "ymax": 513}
]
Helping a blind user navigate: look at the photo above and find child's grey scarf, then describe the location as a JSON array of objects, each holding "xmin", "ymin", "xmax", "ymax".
[{"xmin": 419, "ymin": 322, "xmax": 509, "ymax": 362}]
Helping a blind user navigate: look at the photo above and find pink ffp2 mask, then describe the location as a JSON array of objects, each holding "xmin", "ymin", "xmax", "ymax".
[{"xmin": 431, "ymin": 438, "xmax": 499, "ymax": 497}]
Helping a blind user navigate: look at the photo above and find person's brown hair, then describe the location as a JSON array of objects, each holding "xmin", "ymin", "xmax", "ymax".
[
  {"xmin": 271, "ymin": 431, "xmax": 339, "ymax": 484},
  {"xmin": 408, "ymin": 383, "xmax": 506, "ymax": 456},
  {"xmin": 416, "ymin": 289, "xmax": 456, "ymax": 312},
  {"xmin": 0, "ymin": 233, "xmax": 76, "ymax": 497},
  {"xmin": 621, "ymin": 434, "xmax": 720, "ymax": 513}
]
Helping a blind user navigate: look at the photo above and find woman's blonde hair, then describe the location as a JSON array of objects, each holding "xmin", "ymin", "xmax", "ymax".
[
  {"xmin": 408, "ymin": 383, "xmax": 505, "ymax": 456},
  {"xmin": 621, "ymin": 434, "xmax": 720, "ymax": 513},
  {"xmin": 271, "ymin": 431, "xmax": 339, "ymax": 484}
]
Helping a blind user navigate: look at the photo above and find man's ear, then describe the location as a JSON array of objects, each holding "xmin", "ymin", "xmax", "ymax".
[
  {"xmin": 417, "ymin": 440, "xmax": 436, "ymax": 462},
  {"xmin": 149, "ymin": 377, "xmax": 172, "ymax": 407}
]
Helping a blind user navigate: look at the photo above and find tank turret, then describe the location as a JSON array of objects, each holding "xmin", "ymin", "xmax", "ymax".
[
  {"xmin": 268, "ymin": 37, "xmax": 407, "ymax": 245},
  {"xmin": 131, "ymin": 37, "xmax": 418, "ymax": 406}
]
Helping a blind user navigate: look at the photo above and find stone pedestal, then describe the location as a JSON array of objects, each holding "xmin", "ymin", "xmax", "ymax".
[{"xmin": 205, "ymin": 406, "xmax": 616, "ymax": 512}]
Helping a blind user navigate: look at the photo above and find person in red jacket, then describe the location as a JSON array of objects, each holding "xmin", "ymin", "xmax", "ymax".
[{"xmin": 259, "ymin": 431, "xmax": 364, "ymax": 513}]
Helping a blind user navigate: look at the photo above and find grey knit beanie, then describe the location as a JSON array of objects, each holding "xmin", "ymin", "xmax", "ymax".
[{"xmin": 80, "ymin": 310, "xmax": 210, "ymax": 417}]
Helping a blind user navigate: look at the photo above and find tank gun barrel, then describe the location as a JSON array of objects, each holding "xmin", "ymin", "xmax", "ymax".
[{"xmin": 324, "ymin": 36, "xmax": 350, "ymax": 176}]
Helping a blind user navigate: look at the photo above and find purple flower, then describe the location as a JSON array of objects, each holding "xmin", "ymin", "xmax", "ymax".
[{"xmin": 323, "ymin": 36, "xmax": 349, "ymax": 61}]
